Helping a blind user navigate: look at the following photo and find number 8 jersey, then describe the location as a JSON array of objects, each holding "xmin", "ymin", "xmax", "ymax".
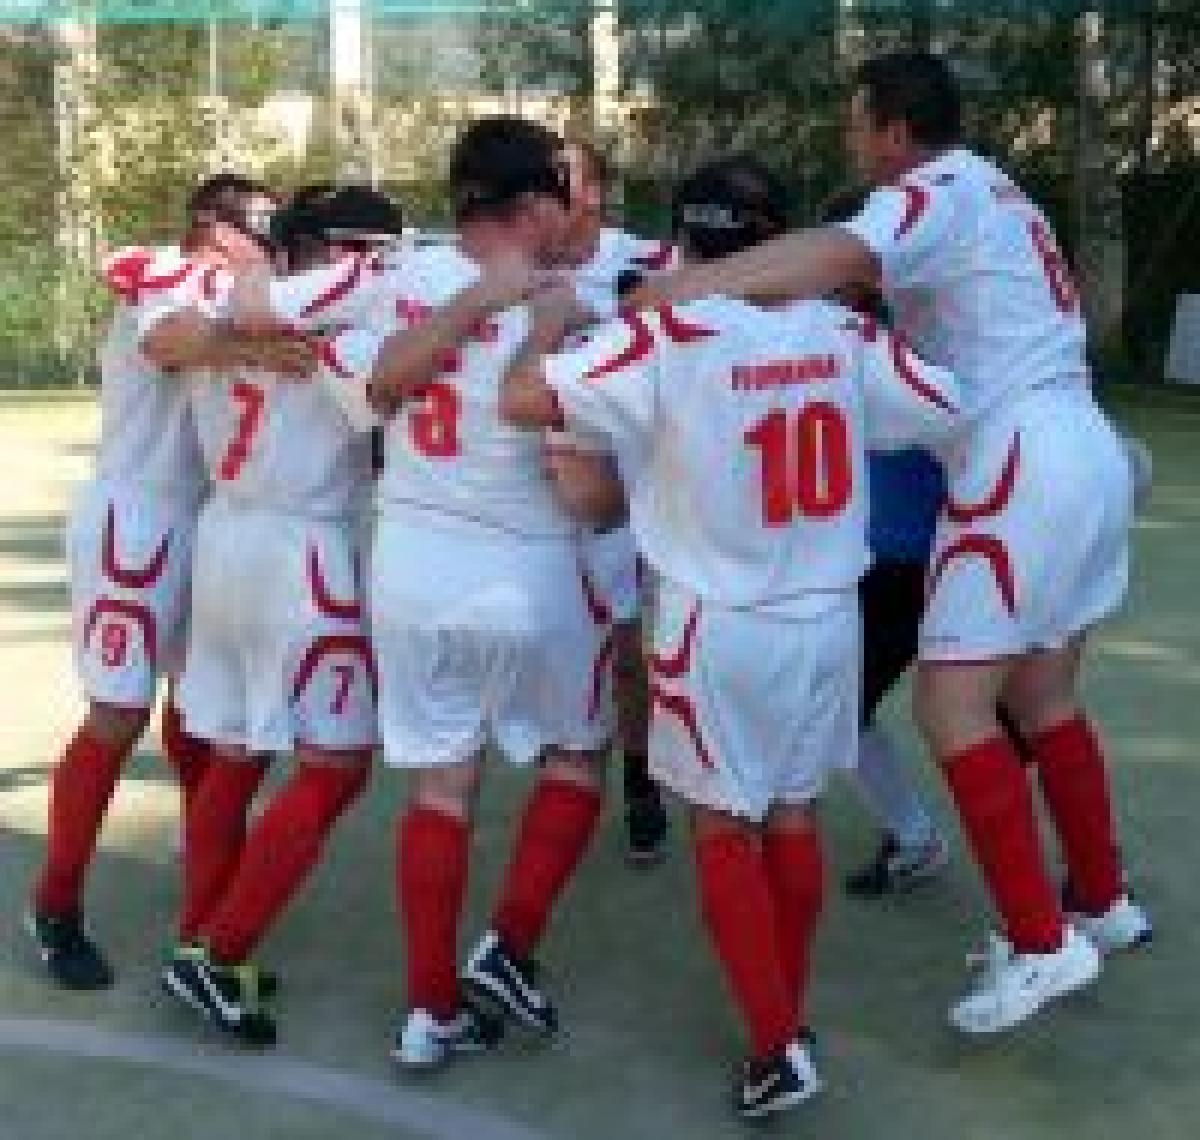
[{"xmin": 542, "ymin": 299, "xmax": 962, "ymax": 609}]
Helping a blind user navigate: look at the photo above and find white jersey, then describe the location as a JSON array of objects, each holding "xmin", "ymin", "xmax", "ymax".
[
  {"xmin": 96, "ymin": 246, "xmax": 209, "ymax": 506},
  {"xmin": 327, "ymin": 244, "xmax": 579, "ymax": 539},
  {"xmin": 842, "ymin": 147, "xmax": 1090, "ymax": 421},
  {"xmin": 573, "ymin": 227, "xmax": 678, "ymax": 317},
  {"xmin": 543, "ymin": 298, "xmax": 962, "ymax": 608}
]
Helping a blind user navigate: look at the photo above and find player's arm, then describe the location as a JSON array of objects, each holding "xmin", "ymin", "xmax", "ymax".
[
  {"xmin": 854, "ymin": 317, "xmax": 962, "ymax": 453},
  {"xmin": 499, "ymin": 287, "xmax": 588, "ymax": 429},
  {"xmin": 140, "ymin": 309, "xmax": 313, "ymax": 378},
  {"xmin": 369, "ymin": 259, "xmax": 563, "ymax": 400},
  {"xmin": 629, "ymin": 226, "xmax": 878, "ymax": 307},
  {"xmin": 542, "ymin": 438, "xmax": 626, "ymax": 530}
]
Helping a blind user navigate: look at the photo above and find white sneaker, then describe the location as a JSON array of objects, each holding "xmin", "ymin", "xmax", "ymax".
[
  {"xmin": 949, "ymin": 926, "xmax": 1101, "ymax": 1036},
  {"xmin": 390, "ymin": 1006, "xmax": 504, "ymax": 1069},
  {"xmin": 1068, "ymin": 894, "xmax": 1153, "ymax": 955}
]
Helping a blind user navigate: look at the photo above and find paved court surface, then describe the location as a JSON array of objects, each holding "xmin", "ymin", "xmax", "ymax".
[{"xmin": 1, "ymin": 390, "xmax": 1198, "ymax": 1140}]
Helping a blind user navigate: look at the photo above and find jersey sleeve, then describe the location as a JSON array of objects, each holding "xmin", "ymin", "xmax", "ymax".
[
  {"xmin": 313, "ymin": 327, "xmax": 387, "ymax": 432},
  {"xmin": 840, "ymin": 180, "xmax": 957, "ymax": 293},
  {"xmin": 852, "ymin": 317, "xmax": 962, "ymax": 453},
  {"xmin": 268, "ymin": 254, "xmax": 382, "ymax": 330},
  {"xmin": 541, "ymin": 311, "xmax": 661, "ymax": 456}
]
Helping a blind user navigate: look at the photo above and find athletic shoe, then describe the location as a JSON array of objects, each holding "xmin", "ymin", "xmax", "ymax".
[
  {"xmin": 161, "ymin": 944, "xmax": 276, "ymax": 1046},
  {"xmin": 844, "ymin": 832, "xmax": 950, "ymax": 897},
  {"xmin": 389, "ymin": 1005, "xmax": 505, "ymax": 1069},
  {"xmin": 733, "ymin": 1038, "xmax": 823, "ymax": 1120},
  {"xmin": 462, "ymin": 930, "xmax": 558, "ymax": 1035},
  {"xmin": 625, "ymin": 788, "xmax": 668, "ymax": 868},
  {"xmin": 949, "ymin": 925, "xmax": 1101, "ymax": 1035},
  {"xmin": 24, "ymin": 908, "xmax": 113, "ymax": 990},
  {"xmin": 162, "ymin": 943, "xmax": 279, "ymax": 1002},
  {"xmin": 1067, "ymin": 893, "xmax": 1153, "ymax": 955}
]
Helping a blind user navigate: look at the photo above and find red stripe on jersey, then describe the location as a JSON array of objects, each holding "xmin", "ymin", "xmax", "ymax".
[
  {"xmin": 647, "ymin": 602, "xmax": 700, "ymax": 680},
  {"xmin": 649, "ymin": 683, "xmax": 715, "ymax": 770},
  {"xmin": 579, "ymin": 567, "xmax": 612, "ymax": 627},
  {"xmin": 584, "ymin": 311, "xmax": 655, "ymax": 382},
  {"xmin": 655, "ymin": 304, "xmax": 717, "ymax": 344},
  {"xmin": 887, "ymin": 330, "xmax": 957, "ymax": 413},
  {"xmin": 315, "ymin": 336, "xmax": 352, "ymax": 379},
  {"xmin": 307, "ymin": 544, "xmax": 363, "ymax": 621},
  {"xmin": 300, "ymin": 254, "xmax": 364, "ymax": 319},
  {"xmin": 101, "ymin": 503, "xmax": 171, "ymax": 590},
  {"xmin": 83, "ymin": 599, "xmax": 158, "ymax": 671},
  {"xmin": 930, "ymin": 534, "xmax": 1017, "ymax": 615},
  {"xmin": 946, "ymin": 434, "xmax": 1020, "ymax": 524},
  {"xmin": 631, "ymin": 241, "xmax": 675, "ymax": 271},
  {"xmin": 103, "ymin": 249, "xmax": 154, "ymax": 302},
  {"xmin": 895, "ymin": 183, "xmax": 930, "ymax": 240},
  {"xmin": 291, "ymin": 634, "xmax": 377, "ymax": 705}
]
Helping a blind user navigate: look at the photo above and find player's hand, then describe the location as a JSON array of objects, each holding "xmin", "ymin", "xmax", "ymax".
[
  {"xmin": 528, "ymin": 285, "xmax": 590, "ymax": 350},
  {"xmin": 238, "ymin": 329, "xmax": 317, "ymax": 380}
]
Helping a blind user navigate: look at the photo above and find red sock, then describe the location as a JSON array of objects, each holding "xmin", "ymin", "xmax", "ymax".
[
  {"xmin": 398, "ymin": 806, "xmax": 469, "ymax": 1019},
  {"xmin": 491, "ymin": 779, "xmax": 602, "ymax": 959},
  {"xmin": 763, "ymin": 828, "xmax": 824, "ymax": 1029},
  {"xmin": 943, "ymin": 735, "xmax": 1064, "ymax": 953},
  {"xmin": 178, "ymin": 760, "xmax": 267, "ymax": 942},
  {"xmin": 202, "ymin": 763, "xmax": 368, "ymax": 964},
  {"xmin": 694, "ymin": 830, "xmax": 797, "ymax": 1060},
  {"xmin": 161, "ymin": 699, "xmax": 210, "ymax": 814},
  {"xmin": 1031, "ymin": 716, "xmax": 1122, "ymax": 915},
  {"xmin": 33, "ymin": 726, "xmax": 130, "ymax": 917}
]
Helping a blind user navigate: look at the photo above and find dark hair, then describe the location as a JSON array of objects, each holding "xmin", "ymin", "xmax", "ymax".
[
  {"xmin": 450, "ymin": 116, "xmax": 568, "ymax": 223},
  {"xmin": 186, "ymin": 173, "xmax": 271, "ymax": 221},
  {"xmin": 855, "ymin": 51, "xmax": 961, "ymax": 148},
  {"xmin": 817, "ymin": 185, "xmax": 871, "ymax": 227},
  {"xmin": 671, "ymin": 155, "xmax": 789, "ymax": 261}
]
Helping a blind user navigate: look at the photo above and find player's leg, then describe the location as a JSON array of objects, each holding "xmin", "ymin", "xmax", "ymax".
[
  {"xmin": 1002, "ymin": 639, "xmax": 1150, "ymax": 952},
  {"xmin": 393, "ymin": 758, "xmax": 505, "ymax": 1067},
  {"xmin": 614, "ymin": 618, "xmax": 667, "ymax": 865},
  {"xmin": 846, "ymin": 560, "xmax": 948, "ymax": 896},
  {"xmin": 26, "ymin": 699, "xmax": 149, "ymax": 989},
  {"xmin": 914, "ymin": 659, "xmax": 1100, "ymax": 1034},
  {"xmin": 160, "ymin": 679, "xmax": 210, "ymax": 817},
  {"xmin": 465, "ymin": 747, "xmax": 606, "ymax": 1035}
]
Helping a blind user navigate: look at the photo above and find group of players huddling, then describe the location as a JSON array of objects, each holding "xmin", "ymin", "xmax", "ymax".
[{"xmin": 25, "ymin": 51, "xmax": 1154, "ymax": 1122}]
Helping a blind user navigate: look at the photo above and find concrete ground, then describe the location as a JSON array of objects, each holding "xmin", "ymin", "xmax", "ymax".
[{"xmin": 0, "ymin": 389, "xmax": 1198, "ymax": 1140}]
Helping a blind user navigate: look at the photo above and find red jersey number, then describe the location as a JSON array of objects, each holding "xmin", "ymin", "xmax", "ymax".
[
  {"xmin": 408, "ymin": 381, "xmax": 462, "ymax": 459},
  {"xmin": 218, "ymin": 381, "xmax": 266, "ymax": 481},
  {"xmin": 745, "ymin": 403, "xmax": 852, "ymax": 527}
]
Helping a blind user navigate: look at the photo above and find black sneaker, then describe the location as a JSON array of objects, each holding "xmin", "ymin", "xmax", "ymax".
[
  {"xmin": 25, "ymin": 909, "xmax": 113, "ymax": 990},
  {"xmin": 844, "ymin": 832, "xmax": 950, "ymax": 897},
  {"xmin": 733, "ymin": 1039, "xmax": 823, "ymax": 1120},
  {"xmin": 390, "ymin": 1002, "xmax": 506, "ymax": 1069},
  {"xmin": 163, "ymin": 943, "xmax": 279, "ymax": 1003},
  {"xmin": 625, "ymin": 789, "xmax": 668, "ymax": 868},
  {"xmin": 161, "ymin": 945, "xmax": 277, "ymax": 1047},
  {"xmin": 462, "ymin": 930, "xmax": 558, "ymax": 1035}
]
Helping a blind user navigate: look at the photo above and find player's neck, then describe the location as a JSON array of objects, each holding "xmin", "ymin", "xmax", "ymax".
[
  {"xmin": 562, "ymin": 217, "xmax": 604, "ymax": 268},
  {"xmin": 882, "ymin": 143, "xmax": 953, "ymax": 184},
  {"xmin": 458, "ymin": 222, "xmax": 532, "ymax": 268}
]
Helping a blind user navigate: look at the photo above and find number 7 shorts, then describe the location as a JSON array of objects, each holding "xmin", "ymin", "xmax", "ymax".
[
  {"xmin": 646, "ymin": 581, "xmax": 861, "ymax": 823},
  {"xmin": 177, "ymin": 497, "xmax": 377, "ymax": 754},
  {"xmin": 68, "ymin": 480, "xmax": 196, "ymax": 709}
]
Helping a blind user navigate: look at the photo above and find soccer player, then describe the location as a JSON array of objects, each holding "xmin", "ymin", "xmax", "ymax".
[
  {"xmin": 159, "ymin": 186, "xmax": 406, "ymax": 1046},
  {"xmin": 500, "ymin": 156, "xmax": 963, "ymax": 1119},
  {"xmin": 561, "ymin": 138, "xmax": 675, "ymax": 865},
  {"xmin": 635, "ymin": 52, "xmax": 1151, "ymax": 1033},
  {"xmin": 310, "ymin": 117, "xmax": 615, "ymax": 1068},
  {"xmin": 25, "ymin": 175, "xmax": 305, "ymax": 990}
]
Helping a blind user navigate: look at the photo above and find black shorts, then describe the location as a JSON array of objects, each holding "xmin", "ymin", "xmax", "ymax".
[{"xmin": 860, "ymin": 559, "xmax": 926, "ymax": 727}]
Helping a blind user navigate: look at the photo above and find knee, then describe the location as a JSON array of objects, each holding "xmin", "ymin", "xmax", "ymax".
[
  {"xmin": 542, "ymin": 748, "xmax": 608, "ymax": 796},
  {"xmin": 86, "ymin": 702, "xmax": 151, "ymax": 751},
  {"xmin": 410, "ymin": 763, "xmax": 481, "ymax": 822}
]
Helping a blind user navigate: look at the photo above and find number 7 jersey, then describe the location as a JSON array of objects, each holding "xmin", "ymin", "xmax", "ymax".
[{"xmin": 542, "ymin": 298, "xmax": 963, "ymax": 608}]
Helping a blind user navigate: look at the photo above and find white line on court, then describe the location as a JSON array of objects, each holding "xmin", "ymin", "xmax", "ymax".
[{"xmin": 0, "ymin": 1017, "xmax": 552, "ymax": 1140}]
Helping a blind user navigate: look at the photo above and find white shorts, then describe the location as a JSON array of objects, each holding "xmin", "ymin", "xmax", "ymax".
[
  {"xmin": 582, "ymin": 525, "xmax": 643, "ymax": 624},
  {"xmin": 922, "ymin": 384, "xmax": 1132, "ymax": 662},
  {"xmin": 68, "ymin": 481, "xmax": 196, "ymax": 708},
  {"xmin": 648, "ymin": 581, "xmax": 860, "ymax": 822},
  {"xmin": 178, "ymin": 499, "xmax": 376, "ymax": 754},
  {"xmin": 371, "ymin": 507, "xmax": 613, "ymax": 769}
]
